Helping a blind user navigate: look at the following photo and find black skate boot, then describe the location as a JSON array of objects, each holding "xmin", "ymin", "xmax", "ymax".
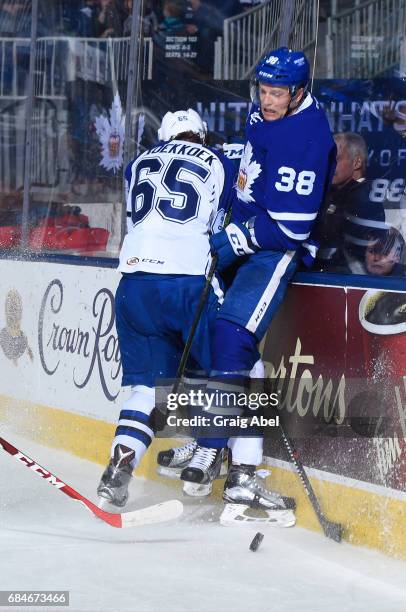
[
  {"xmin": 223, "ymin": 464, "xmax": 296, "ymax": 510},
  {"xmin": 156, "ymin": 440, "xmax": 197, "ymax": 479},
  {"xmin": 97, "ymin": 444, "xmax": 135, "ymax": 507},
  {"xmin": 180, "ymin": 445, "xmax": 224, "ymax": 485}
]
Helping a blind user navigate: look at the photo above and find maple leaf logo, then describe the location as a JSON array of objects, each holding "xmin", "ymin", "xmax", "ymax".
[
  {"xmin": 95, "ymin": 92, "xmax": 125, "ymax": 173},
  {"xmin": 236, "ymin": 141, "xmax": 261, "ymax": 203}
]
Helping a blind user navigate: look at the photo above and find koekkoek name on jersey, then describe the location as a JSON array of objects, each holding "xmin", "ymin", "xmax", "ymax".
[{"xmin": 119, "ymin": 140, "xmax": 235, "ymax": 275}]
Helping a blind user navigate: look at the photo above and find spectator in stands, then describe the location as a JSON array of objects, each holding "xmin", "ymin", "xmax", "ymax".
[
  {"xmin": 97, "ymin": 0, "xmax": 123, "ymax": 37},
  {"xmin": 77, "ymin": 0, "xmax": 100, "ymax": 36},
  {"xmin": 186, "ymin": 0, "xmax": 223, "ymax": 76},
  {"xmin": 155, "ymin": 0, "xmax": 188, "ymax": 38},
  {"xmin": 143, "ymin": 0, "xmax": 159, "ymax": 36},
  {"xmin": 314, "ymin": 132, "xmax": 386, "ymax": 271},
  {"xmin": 363, "ymin": 227, "xmax": 405, "ymax": 276},
  {"xmin": 123, "ymin": 0, "xmax": 158, "ymax": 36},
  {"xmin": 61, "ymin": 0, "xmax": 83, "ymax": 35},
  {"xmin": 122, "ymin": 0, "xmax": 133, "ymax": 35}
]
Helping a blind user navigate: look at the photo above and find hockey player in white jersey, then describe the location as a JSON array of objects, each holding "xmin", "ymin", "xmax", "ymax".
[{"xmin": 97, "ymin": 109, "xmax": 234, "ymax": 506}]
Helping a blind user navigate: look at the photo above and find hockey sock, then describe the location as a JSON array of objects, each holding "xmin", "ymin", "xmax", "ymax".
[
  {"xmin": 228, "ymin": 437, "xmax": 263, "ymax": 466},
  {"xmin": 112, "ymin": 385, "xmax": 155, "ymax": 469},
  {"xmin": 212, "ymin": 318, "xmax": 259, "ymax": 374},
  {"xmin": 195, "ymin": 320, "xmax": 261, "ymax": 448}
]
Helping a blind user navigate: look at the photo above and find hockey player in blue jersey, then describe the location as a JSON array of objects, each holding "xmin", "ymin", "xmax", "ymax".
[{"xmin": 177, "ymin": 47, "xmax": 337, "ymax": 511}]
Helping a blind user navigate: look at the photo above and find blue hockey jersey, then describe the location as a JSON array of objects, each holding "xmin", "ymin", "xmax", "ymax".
[{"xmin": 232, "ymin": 94, "xmax": 336, "ymax": 259}]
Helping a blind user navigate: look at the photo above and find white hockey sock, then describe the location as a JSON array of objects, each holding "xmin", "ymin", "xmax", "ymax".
[
  {"xmin": 112, "ymin": 385, "xmax": 155, "ymax": 469},
  {"xmin": 226, "ymin": 360, "xmax": 265, "ymax": 466},
  {"xmin": 228, "ymin": 436, "xmax": 263, "ymax": 466}
]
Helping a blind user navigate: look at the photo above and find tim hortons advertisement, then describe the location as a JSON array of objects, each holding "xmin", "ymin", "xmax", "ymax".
[
  {"xmin": 261, "ymin": 283, "xmax": 406, "ymax": 492},
  {"xmin": 0, "ymin": 259, "xmax": 128, "ymax": 422}
]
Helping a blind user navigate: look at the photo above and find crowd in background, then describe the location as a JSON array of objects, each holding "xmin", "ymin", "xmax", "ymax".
[
  {"xmin": 0, "ymin": 0, "xmax": 269, "ymax": 38},
  {"xmin": 0, "ymin": 0, "xmax": 265, "ymax": 78},
  {"xmin": 0, "ymin": 0, "xmax": 404, "ymax": 273}
]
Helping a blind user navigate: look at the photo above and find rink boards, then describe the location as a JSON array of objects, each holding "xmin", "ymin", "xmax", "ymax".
[{"xmin": 0, "ymin": 257, "xmax": 405, "ymax": 559}]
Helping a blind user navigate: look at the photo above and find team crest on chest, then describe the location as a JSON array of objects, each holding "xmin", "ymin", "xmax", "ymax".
[
  {"xmin": 236, "ymin": 141, "xmax": 262, "ymax": 203},
  {"xmin": 237, "ymin": 169, "xmax": 247, "ymax": 191}
]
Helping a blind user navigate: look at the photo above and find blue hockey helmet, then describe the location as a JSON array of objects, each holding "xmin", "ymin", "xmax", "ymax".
[{"xmin": 250, "ymin": 47, "xmax": 310, "ymax": 103}]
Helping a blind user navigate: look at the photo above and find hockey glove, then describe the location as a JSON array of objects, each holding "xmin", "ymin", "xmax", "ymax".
[{"xmin": 209, "ymin": 219, "xmax": 259, "ymax": 271}]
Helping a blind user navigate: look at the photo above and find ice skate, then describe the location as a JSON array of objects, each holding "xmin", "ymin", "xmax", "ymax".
[
  {"xmin": 221, "ymin": 464, "xmax": 296, "ymax": 527},
  {"xmin": 156, "ymin": 440, "xmax": 198, "ymax": 479},
  {"xmin": 157, "ymin": 440, "xmax": 216, "ymax": 497},
  {"xmin": 180, "ymin": 446, "xmax": 225, "ymax": 486},
  {"xmin": 97, "ymin": 444, "xmax": 135, "ymax": 507}
]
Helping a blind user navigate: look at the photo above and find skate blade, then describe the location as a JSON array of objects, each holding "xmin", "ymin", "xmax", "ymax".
[
  {"xmin": 219, "ymin": 462, "xmax": 228, "ymax": 477},
  {"xmin": 182, "ymin": 481, "xmax": 213, "ymax": 497},
  {"xmin": 97, "ymin": 488, "xmax": 128, "ymax": 508},
  {"xmin": 157, "ymin": 463, "xmax": 227, "ymax": 480},
  {"xmin": 96, "ymin": 496, "xmax": 111, "ymax": 511},
  {"xmin": 220, "ymin": 503, "xmax": 296, "ymax": 528},
  {"xmin": 156, "ymin": 465, "xmax": 182, "ymax": 480}
]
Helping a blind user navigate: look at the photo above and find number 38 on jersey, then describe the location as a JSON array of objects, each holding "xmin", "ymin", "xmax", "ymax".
[{"xmin": 275, "ymin": 166, "xmax": 316, "ymax": 196}]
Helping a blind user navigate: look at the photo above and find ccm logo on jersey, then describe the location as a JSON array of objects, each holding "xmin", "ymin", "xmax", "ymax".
[
  {"xmin": 254, "ymin": 301, "xmax": 268, "ymax": 323},
  {"xmin": 143, "ymin": 258, "xmax": 164, "ymax": 265},
  {"xmin": 15, "ymin": 452, "xmax": 65, "ymax": 488},
  {"xmin": 127, "ymin": 257, "xmax": 164, "ymax": 266}
]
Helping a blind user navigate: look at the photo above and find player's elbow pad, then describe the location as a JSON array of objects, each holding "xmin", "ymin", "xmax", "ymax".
[{"xmin": 252, "ymin": 215, "xmax": 299, "ymax": 251}]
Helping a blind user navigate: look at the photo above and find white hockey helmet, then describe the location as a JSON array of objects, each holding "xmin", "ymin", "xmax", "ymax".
[{"xmin": 158, "ymin": 108, "xmax": 207, "ymax": 142}]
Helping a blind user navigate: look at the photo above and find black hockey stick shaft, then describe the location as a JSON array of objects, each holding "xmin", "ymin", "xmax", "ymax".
[
  {"xmin": 278, "ymin": 424, "xmax": 343, "ymax": 542},
  {"xmin": 172, "ymin": 254, "xmax": 218, "ymax": 395}
]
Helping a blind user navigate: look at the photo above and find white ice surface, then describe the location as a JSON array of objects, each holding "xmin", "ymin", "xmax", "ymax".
[{"xmin": 1, "ymin": 430, "xmax": 406, "ymax": 612}]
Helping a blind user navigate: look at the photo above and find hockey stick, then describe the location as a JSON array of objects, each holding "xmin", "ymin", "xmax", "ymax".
[
  {"xmin": 172, "ymin": 254, "xmax": 218, "ymax": 395},
  {"xmin": 0, "ymin": 436, "xmax": 183, "ymax": 528},
  {"xmin": 276, "ymin": 424, "xmax": 343, "ymax": 542}
]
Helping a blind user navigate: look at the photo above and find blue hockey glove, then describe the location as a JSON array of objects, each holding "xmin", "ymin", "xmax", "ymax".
[{"xmin": 209, "ymin": 219, "xmax": 259, "ymax": 271}]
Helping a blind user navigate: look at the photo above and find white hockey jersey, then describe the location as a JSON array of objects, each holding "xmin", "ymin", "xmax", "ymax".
[{"xmin": 119, "ymin": 140, "xmax": 235, "ymax": 275}]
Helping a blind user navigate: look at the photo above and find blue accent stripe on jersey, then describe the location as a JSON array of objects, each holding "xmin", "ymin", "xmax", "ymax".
[
  {"xmin": 115, "ymin": 426, "xmax": 152, "ymax": 448},
  {"xmin": 119, "ymin": 410, "xmax": 151, "ymax": 424}
]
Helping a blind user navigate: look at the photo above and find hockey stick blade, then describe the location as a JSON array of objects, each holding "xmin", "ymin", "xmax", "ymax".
[
  {"xmin": 0, "ymin": 436, "xmax": 183, "ymax": 528},
  {"xmin": 320, "ymin": 517, "xmax": 343, "ymax": 543},
  {"xmin": 283, "ymin": 433, "xmax": 344, "ymax": 543}
]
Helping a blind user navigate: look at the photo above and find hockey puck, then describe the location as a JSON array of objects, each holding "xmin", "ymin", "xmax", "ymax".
[{"xmin": 249, "ymin": 532, "xmax": 264, "ymax": 552}]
